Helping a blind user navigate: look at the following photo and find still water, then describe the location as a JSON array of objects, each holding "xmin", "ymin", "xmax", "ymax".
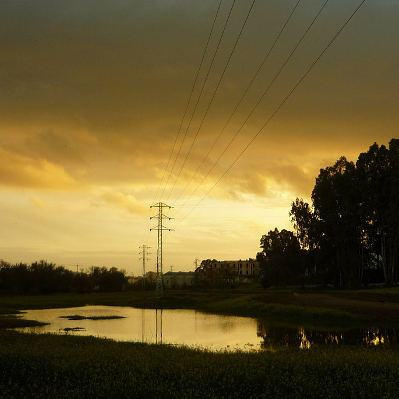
[
  {"xmin": 20, "ymin": 306, "xmax": 262, "ymax": 351},
  {"xmin": 19, "ymin": 306, "xmax": 398, "ymax": 351}
]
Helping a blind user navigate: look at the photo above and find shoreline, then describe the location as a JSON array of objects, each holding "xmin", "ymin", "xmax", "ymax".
[{"xmin": 2, "ymin": 286, "xmax": 399, "ymax": 328}]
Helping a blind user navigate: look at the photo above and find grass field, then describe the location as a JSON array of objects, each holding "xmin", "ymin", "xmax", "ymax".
[
  {"xmin": 1, "ymin": 286, "xmax": 399, "ymax": 397},
  {"xmin": 0, "ymin": 329, "xmax": 399, "ymax": 399}
]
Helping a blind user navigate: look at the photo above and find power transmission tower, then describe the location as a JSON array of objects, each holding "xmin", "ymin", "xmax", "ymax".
[
  {"xmin": 150, "ymin": 202, "xmax": 173, "ymax": 298},
  {"xmin": 139, "ymin": 245, "xmax": 151, "ymax": 290}
]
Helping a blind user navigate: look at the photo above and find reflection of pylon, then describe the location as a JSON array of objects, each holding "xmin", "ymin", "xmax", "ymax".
[
  {"xmin": 155, "ymin": 307, "xmax": 163, "ymax": 344},
  {"xmin": 150, "ymin": 202, "xmax": 173, "ymax": 298}
]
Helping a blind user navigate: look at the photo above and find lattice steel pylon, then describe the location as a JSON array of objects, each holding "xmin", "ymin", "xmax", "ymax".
[
  {"xmin": 139, "ymin": 245, "xmax": 150, "ymax": 290},
  {"xmin": 150, "ymin": 202, "xmax": 173, "ymax": 298}
]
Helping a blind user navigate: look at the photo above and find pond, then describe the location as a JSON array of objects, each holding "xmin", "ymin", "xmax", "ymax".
[{"xmin": 19, "ymin": 306, "xmax": 399, "ymax": 351}]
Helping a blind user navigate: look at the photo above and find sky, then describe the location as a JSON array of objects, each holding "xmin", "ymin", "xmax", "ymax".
[{"xmin": 0, "ymin": 0, "xmax": 398, "ymax": 275}]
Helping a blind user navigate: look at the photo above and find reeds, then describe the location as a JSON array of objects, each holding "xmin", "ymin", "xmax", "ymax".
[{"xmin": 0, "ymin": 330, "xmax": 398, "ymax": 398}]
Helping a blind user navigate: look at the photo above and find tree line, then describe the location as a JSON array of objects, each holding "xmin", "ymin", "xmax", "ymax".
[
  {"xmin": 0, "ymin": 260, "xmax": 127, "ymax": 294},
  {"xmin": 257, "ymin": 139, "xmax": 399, "ymax": 288}
]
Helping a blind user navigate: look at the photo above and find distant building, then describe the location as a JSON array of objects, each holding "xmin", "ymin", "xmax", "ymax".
[
  {"xmin": 162, "ymin": 271, "xmax": 195, "ymax": 288},
  {"xmin": 196, "ymin": 259, "xmax": 260, "ymax": 284}
]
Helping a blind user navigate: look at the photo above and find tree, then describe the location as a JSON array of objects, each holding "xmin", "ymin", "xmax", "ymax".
[
  {"xmin": 274, "ymin": 139, "xmax": 399, "ymax": 287},
  {"xmin": 257, "ymin": 228, "xmax": 301, "ymax": 287},
  {"xmin": 388, "ymin": 139, "xmax": 399, "ymax": 283},
  {"xmin": 289, "ymin": 198, "xmax": 320, "ymax": 284},
  {"xmin": 289, "ymin": 198, "xmax": 315, "ymax": 250},
  {"xmin": 88, "ymin": 266, "xmax": 126, "ymax": 292},
  {"xmin": 356, "ymin": 140, "xmax": 399, "ymax": 285},
  {"xmin": 311, "ymin": 157, "xmax": 364, "ymax": 288},
  {"xmin": 196, "ymin": 259, "xmax": 233, "ymax": 285}
]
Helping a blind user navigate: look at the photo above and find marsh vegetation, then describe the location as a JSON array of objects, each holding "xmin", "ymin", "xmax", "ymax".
[
  {"xmin": 1, "ymin": 329, "xmax": 399, "ymax": 398},
  {"xmin": 1, "ymin": 287, "xmax": 399, "ymax": 397}
]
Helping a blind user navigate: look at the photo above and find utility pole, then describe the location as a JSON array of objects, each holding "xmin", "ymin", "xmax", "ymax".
[
  {"xmin": 139, "ymin": 245, "xmax": 151, "ymax": 290},
  {"xmin": 150, "ymin": 202, "xmax": 173, "ymax": 298},
  {"xmin": 63, "ymin": 263, "xmax": 82, "ymax": 273}
]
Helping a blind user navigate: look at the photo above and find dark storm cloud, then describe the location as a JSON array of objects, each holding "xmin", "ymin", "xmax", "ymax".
[
  {"xmin": 0, "ymin": 0, "xmax": 397, "ymax": 196},
  {"xmin": 24, "ymin": 132, "xmax": 85, "ymax": 165}
]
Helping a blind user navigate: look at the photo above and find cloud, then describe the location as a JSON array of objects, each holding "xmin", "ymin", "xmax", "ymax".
[
  {"xmin": 0, "ymin": 0, "xmax": 396, "ymax": 193},
  {"xmin": 29, "ymin": 196, "xmax": 49, "ymax": 210},
  {"xmin": 0, "ymin": 147, "xmax": 78, "ymax": 189},
  {"xmin": 102, "ymin": 192, "xmax": 147, "ymax": 215},
  {"xmin": 24, "ymin": 131, "xmax": 86, "ymax": 166},
  {"xmin": 0, "ymin": 1, "xmax": 397, "ymax": 273},
  {"xmin": 202, "ymin": 152, "xmax": 314, "ymax": 202}
]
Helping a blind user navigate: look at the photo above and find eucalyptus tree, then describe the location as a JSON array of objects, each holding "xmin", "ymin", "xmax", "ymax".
[
  {"xmin": 257, "ymin": 228, "xmax": 302, "ymax": 287},
  {"xmin": 311, "ymin": 157, "xmax": 363, "ymax": 287},
  {"xmin": 289, "ymin": 198, "xmax": 322, "ymax": 283},
  {"xmin": 286, "ymin": 140, "xmax": 398, "ymax": 287},
  {"xmin": 356, "ymin": 139, "xmax": 399, "ymax": 285}
]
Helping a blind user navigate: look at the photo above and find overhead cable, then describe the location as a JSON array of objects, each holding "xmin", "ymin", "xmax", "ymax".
[
  {"xmin": 171, "ymin": 0, "xmax": 302, "ymax": 206},
  {"xmin": 160, "ymin": 0, "xmax": 237, "ymax": 202},
  {"xmin": 155, "ymin": 0, "xmax": 225, "ymax": 203},
  {"xmin": 142, "ymin": 0, "xmax": 224, "ymax": 246},
  {"xmin": 165, "ymin": 0, "xmax": 257, "ymax": 202},
  {"xmin": 173, "ymin": 0, "xmax": 367, "ymax": 227}
]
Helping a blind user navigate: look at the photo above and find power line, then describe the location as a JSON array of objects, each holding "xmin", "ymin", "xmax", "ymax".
[
  {"xmin": 159, "ymin": 0, "xmax": 237, "ymax": 202},
  {"xmin": 173, "ymin": 0, "xmax": 367, "ymax": 228},
  {"xmin": 142, "ymin": 0, "xmax": 224, "ymax": 247},
  {"xmin": 172, "ymin": 0, "xmax": 331, "ymax": 214},
  {"xmin": 171, "ymin": 0, "xmax": 302, "ymax": 206},
  {"xmin": 155, "ymin": 0, "xmax": 224, "ymax": 203},
  {"xmin": 175, "ymin": 215, "xmax": 290, "ymax": 221},
  {"xmin": 165, "ymin": 0, "xmax": 257, "ymax": 202}
]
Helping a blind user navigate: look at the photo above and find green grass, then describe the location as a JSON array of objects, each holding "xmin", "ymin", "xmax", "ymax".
[
  {"xmin": 0, "ymin": 330, "xmax": 399, "ymax": 398},
  {"xmin": 328, "ymin": 286, "xmax": 399, "ymax": 303},
  {"xmin": 0, "ymin": 288, "xmax": 374, "ymax": 328},
  {"xmin": 0, "ymin": 306, "xmax": 47, "ymax": 329},
  {"xmin": 0, "ymin": 316, "xmax": 47, "ymax": 329},
  {"xmin": 0, "ymin": 307, "xmax": 21, "ymax": 315},
  {"xmin": 0, "ymin": 291, "xmax": 138, "ymax": 310},
  {"xmin": 4, "ymin": 284, "xmax": 399, "ymax": 329},
  {"xmin": 1, "ymin": 288, "xmax": 399, "ymax": 397}
]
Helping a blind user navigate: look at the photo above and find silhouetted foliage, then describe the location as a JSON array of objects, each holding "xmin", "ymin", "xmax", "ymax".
[
  {"xmin": 196, "ymin": 259, "xmax": 234, "ymax": 287},
  {"xmin": 356, "ymin": 140, "xmax": 399, "ymax": 285},
  {"xmin": 88, "ymin": 266, "xmax": 126, "ymax": 292},
  {"xmin": 257, "ymin": 228, "xmax": 302, "ymax": 287},
  {"xmin": 0, "ymin": 260, "xmax": 127, "ymax": 294},
  {"xmin": 283, "ymin": 139, "xmax": 399, "ymax": 288},
  {"xmin": 311, "ymin": 157, "xmax": 364, "ymax": 287}
]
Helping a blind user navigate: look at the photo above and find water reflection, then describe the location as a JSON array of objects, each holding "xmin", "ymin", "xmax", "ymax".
[
  {"xmin": 155, "ymin": 307, "xmax": 162, "ymax": 344},
  {"xmin": 18, "ymin": 306, "xmax": 399, "ymax": 351},
  {"xmin": 257, "ymin": 321, "xmax": 399, "ymax": 349},
  {"xmin": 19, "ymin": 306, "xmax": 262, "ymax": 351}
]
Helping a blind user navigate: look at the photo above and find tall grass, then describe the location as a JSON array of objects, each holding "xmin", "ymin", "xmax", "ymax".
[
  {"xmin": 0, "ymin": 330, "xmax": 398, "ymax": 398},
  {"xmin": 1, "ymin": 289, "xmax": 399, "ymax": 397}
]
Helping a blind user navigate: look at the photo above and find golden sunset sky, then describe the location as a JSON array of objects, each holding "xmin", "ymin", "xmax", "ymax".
[{"xmin": 0, "ymin": 0, "xmax": 398, "ymax": 275}]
